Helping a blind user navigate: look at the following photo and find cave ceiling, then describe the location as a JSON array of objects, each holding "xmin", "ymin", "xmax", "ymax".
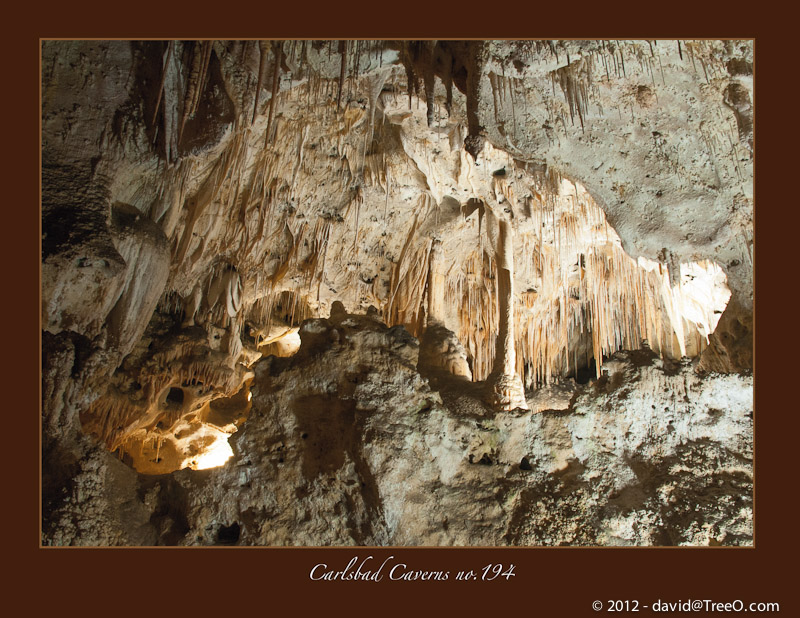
[{"xmin": 42, "ymin": 39, "xmax": 753, "ymax": 479}]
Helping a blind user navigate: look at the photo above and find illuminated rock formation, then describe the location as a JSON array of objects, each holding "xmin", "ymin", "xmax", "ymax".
[{"xmin": 485, "ymin": 214, "xmax": 528, "ymax": 410}]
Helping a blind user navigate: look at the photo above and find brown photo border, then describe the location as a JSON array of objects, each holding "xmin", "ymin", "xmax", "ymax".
[{"xmin": 16, "ymin": 2, "xmax": 791, "ymax": 614}]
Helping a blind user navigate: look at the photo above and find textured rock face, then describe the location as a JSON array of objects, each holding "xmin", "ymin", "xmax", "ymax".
[
  {"xmin": 44, "ymin": 311, "xmax": 752, "ymax": 546},
  {"xmin": 41, "ymin": 39, "xmax": 753, "ymax": 546},
  {"xmin": 195, "ymin": 314, "xmax": 751, "ymax": 547}
]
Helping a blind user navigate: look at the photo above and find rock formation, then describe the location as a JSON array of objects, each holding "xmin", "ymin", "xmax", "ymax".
[{"xmin": 41, "ymin": 39, "xmax": 753, "ymax": 546}]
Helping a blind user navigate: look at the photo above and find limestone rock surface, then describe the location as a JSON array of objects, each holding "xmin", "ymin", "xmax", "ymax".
[{"xmin": 41, "ymin": 40, "xmax": 754, "ymax": 547}]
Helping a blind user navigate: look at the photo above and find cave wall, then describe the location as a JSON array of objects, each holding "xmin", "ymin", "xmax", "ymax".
[{"xmin": 40, "ymin": 39, "xmax": 753, "ymax": 546}]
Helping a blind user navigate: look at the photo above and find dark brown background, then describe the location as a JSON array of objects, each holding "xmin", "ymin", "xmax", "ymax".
[{"xmin": 18, "ymin": 2, "xmax": 791, "ymax": 614}]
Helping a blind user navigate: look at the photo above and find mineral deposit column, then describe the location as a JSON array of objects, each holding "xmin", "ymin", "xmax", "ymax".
[
  {"xmin": 487, "ymin": 218, "xmax": 529, "ymax": 411},
  {"xmin": 426, "ymin": 239, "xmax": 445, "ymax": 326}
]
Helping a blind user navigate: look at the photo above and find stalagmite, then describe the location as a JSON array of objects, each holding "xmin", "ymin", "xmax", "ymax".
[
  {"xmin": 426, "ymin": 238, "xmax": 445, "ymax": 325},
  {"xmin": 485, "ymin": 212, "xmax": 529, "ymax": 411}
]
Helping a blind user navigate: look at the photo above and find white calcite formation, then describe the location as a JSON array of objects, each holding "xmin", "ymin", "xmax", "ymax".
[{"xmin": 41, "ymin": 40, "xmax": 753, "ymax": 546}]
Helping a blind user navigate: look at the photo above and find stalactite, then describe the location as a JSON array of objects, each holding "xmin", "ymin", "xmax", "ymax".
[
  {"xmin": 268, "ymin": 221, "xmax": 306, "ymax": 286},
  {"xmin": 337, "ymin": 40, "xmax": 348, "ymax": 111},
  {"xmin": 422, "ymin": 40, "xmax": 436, "ymax": 127},
  {"xmin": 151, "ymin": 40, "xmax": 174, "ymax": 128},
  {"xmin": 350, "ymin": 185, "xmax": 363, "ymax": 251},
  {"xmin": 175, "ymin": 129, "xmax": 248, "ymax": 266},
  {"xmin": 442, "ymin": 50, "xmax": 454, "ymax": 116},
  {"xmin": 265, "ymin": 41, "xmax": 283, "ymax": 146},
  {"xmin": 490, "ymin": 72, "xmax": 500, "ymax": 124},
  {"xmin": 551, "ymin": 56, "xmax": 593, "ymax": 132},
  {"xmin": 436, "ymin": 174, "xmax": 730, "ymax": 390},
  {"xmin": 464, "ymin": 41, "xmax": 488, "ymax": 160},
  {"xmin": 179, "ymin": 40, "xmax": 213, "ymax": 146},
  {"xmin": 86, "ymin": 40, "xmax": 740, "ymax": 443},
  {"xmin": 252, "ymin": 41, "xmax": 269, "ymax": 125}
]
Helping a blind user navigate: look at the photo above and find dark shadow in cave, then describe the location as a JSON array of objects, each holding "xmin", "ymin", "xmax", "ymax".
[
  {"xmin": 217, "ymin": 522, "xmax": 241, "ymax": 545},
  {"xmin": 293, "ymin": 390, "xmax": 384, "ymax": 544}
]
